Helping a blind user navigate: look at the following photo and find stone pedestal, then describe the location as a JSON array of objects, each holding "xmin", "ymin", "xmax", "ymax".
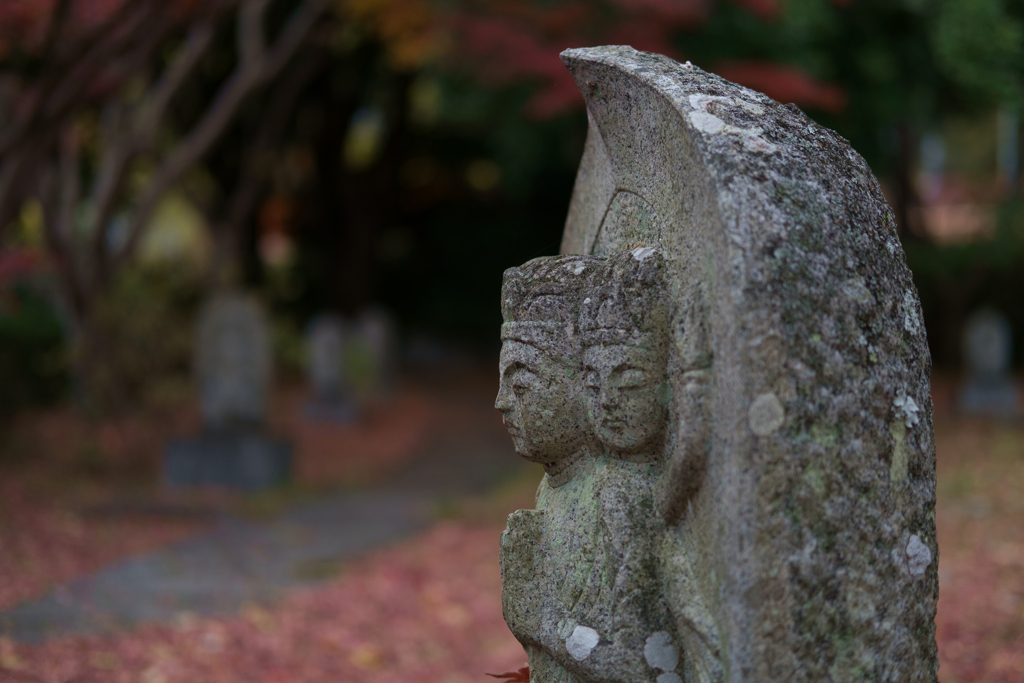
[{"xmin": 164, "ymin": 430, "xmax": 291, "ymax": 490}]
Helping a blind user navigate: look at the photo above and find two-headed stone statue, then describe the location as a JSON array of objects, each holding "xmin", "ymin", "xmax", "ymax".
[{"xmin": 496, "ymin": 45, "xmax": 938, "ymax": 683}]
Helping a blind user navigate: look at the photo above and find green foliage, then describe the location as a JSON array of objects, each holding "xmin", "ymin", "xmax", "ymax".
[
  {"xmin": 77, "ymin": 265, "xmax": 204, "ymax": 413},
  {"xmin": 0, "ymin": 285, "xmax": 67, "ymax": 418},
  {"xmin": 931, "ymin": 0, "xmax": 1024, "ymax": 105}
]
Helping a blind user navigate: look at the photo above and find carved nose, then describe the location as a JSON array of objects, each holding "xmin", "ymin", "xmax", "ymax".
[{"xmin": 495, "ymin": 391, "xmax": 511, "ymax": 411}]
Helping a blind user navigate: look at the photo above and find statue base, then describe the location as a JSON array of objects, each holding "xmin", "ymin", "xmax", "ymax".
[
  {"xmin": 958, "ymin": 376, "xmax": 1019, "ymax": 418},
  {"xmin": 163, "ymin": 430, "xmax": 292, "ymax": 490}
]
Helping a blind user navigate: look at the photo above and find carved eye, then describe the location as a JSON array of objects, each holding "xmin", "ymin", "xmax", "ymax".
[
  {"xmin": 511, "ymin": 368, "xmax": 537, "ymax": 399},
  {"xmin": 619, "ymin": 369, "xmax": 647, "ymax": 388}
]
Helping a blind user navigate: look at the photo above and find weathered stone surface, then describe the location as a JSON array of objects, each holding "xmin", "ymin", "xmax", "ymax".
[{"xmin": 497, "ymin": 46, "xmax": 937, "ymax": 683}]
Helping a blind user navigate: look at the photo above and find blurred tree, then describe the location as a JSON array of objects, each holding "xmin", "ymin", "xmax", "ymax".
[
  {"xmin": 2, "ymin": 0, "xmax": 1020, "ymax": 395},
  {"xmin": 0, "ymin": 0, "xmax": 328, "ymax": 403}
]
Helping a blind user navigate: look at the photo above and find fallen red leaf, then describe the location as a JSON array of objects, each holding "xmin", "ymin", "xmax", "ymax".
[{"xmin": 486, "ymin": 664, "xmax": 530, "ymax": 682}]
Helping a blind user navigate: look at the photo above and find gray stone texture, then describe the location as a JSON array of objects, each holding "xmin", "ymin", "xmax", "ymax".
[{"xmin": 497, "ymin": 46, "xmax": 937, "ymax": 683}]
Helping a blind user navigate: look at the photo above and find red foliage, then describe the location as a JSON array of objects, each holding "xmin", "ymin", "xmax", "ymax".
[
  {"xmin": 0, "ymin": 0, "xmax": 128, "ymax": 55},
  {"xmin": 726, "ymin": 0, "xmax": 779, "ymax": 21},
  {"xmin": 606, "ymin": 0, "xmax": 709, "ymax": 25},
  {"xmin": 451, "ymin": 0, "xmax": 707, "ymax": 119},
  {"xmin": 0, "ymin": 248, "xmax": 47, "ymax": 285},
  {"xmin": 2, "ymin": 522, "xmax": 526, "ymax": 682},
  {"xmin": 452, "ymin": 14, "xmax": 584, "ymax": 119},
  {"xmin": 450, "ymin": 1, "xmax": 852, "ymax": 119},
  {"xmin": 712, "ymin": 60, "xmax": 848, "ymax": 113},
  {"xmin": 0, "ymin": 478, "xmax": 206, "ymax": 612},
  {"xmin": 486, "ymin": 665, "xmax": 530, "ymax": 682}
]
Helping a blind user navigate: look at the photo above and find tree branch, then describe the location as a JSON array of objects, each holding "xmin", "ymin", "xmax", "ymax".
[
  {"xmin": 39, "ymin": 165, "xmax": 89, "ymax": 319},
  {"xmin": 114, "ymin": 0, "xmax": 329, "ymax": 268},
  {"xmin": 0, "ymin": 1, "xmax": 154, "ymax": 158},
  {"xmin": 212, "ymin": 50, "xmax": 327, "ymax": 277},
  {"xmin": 135, "ymin": 21, "xmax": 217, "ymax": 142},
  {"xmin": 239, "ymin": 0, "xmax": 272, "ymax": 69},
  {"xmin": 57, "ymin": 124, "xmax": 80, "ymax": 246}
]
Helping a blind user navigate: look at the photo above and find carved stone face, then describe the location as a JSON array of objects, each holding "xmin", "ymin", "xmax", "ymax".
[
  {"xmin": 496, "ymin": 340, "xmax": 585, "ymax": 464},
  {"xmin": 583, "ymin": 341, "xmax": 668, "ymax": 454}
]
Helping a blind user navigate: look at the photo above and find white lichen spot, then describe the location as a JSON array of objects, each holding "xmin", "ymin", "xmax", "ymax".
[
  {"xmin": 566, "ymin": 625, "xmax": 600, "ymax": 661},
  {"xmin": 743, "ymin": 133, "xmax": 777, "ymax": 154},
  {"xmin": 749, "ymin": 392, "xmax": 785, "ymax": 436},
  {"xmin": 736, "ymin": 100, "xmax": 766, "ymax": 116},
  {"xmin": 644, "ymin": 632, "xmax": 678, "ymax": 672},
  {"xmin": 689, "ymin": 111, "xmax": 725, "ymax": 135},
  {"xmin": 684, "ymin": 60, "xmax": 693, "ymax": 69},
  {"xmin": 583, "ymin": 297, "xmax": 591, "ymax": 304},
  {"xmin": 893, "ymin": 394, "xmax": 920, "ymax": 428},
  {"xmin": 906, "ymin": 534, "xmax": 932, "ymax": 576},
  {"xmin": 688, "ymin": 94, "xmax": 725, "ymax": 110},
  {"xmin": 657, "ymin": 674, "xmax": 683, "ymax": 683},
  {"xmin": 572, "ymin": 262, "xmax": 586, "ymax": 275},
  {"xmin": 904, "ymin": 290, "xmax": 922, "ymax": 335},
  {"xmin": 842, "ymin": 277, "xmax": 875, "ymax": 306},
  {"xmin": 632, "ymin": 246, "xmax": 656, "ymax": 261}
]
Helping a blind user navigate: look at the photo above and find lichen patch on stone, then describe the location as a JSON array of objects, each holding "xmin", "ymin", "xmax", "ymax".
[
  {"xmin": 688, "ymin": 110, "xmax": 725, "ymax": 135},
  {"xmin": 643, "ymin": 631, "xmax": 679, "ymax": 672},
  {"xmin": 889, "ymin": 420, "xmax": 909, "ymax": 483},
  {"xmin": 893, "ymin": 394, "xmax": 920, "ymax": 428},
  {"xmin": 906, "ymin": 535, "xmax": 932, "ymax": 577},
  {"xmin": 632, "ymin": 246, "xmax": 656, "ymax": 261},
  {"xmin": 566, "ymin": 625, "xmax": 600, "ymax": 661},
  {"xmin": 904, "ymin": 290, "xmax": 922, "ymax": 335},
  {"xmin": 748, "ymin": 392, "xmax": 785, "ymax": 436}
]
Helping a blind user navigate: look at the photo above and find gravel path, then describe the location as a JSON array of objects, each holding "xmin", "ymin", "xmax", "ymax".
[{"xmin": 0, "ymin": 374, "xmax": 528, "ymax": 643}]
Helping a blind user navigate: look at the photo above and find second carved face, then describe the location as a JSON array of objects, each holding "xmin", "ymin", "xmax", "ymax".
[{"xmin": 584, "ymin": 341, "xmax": 669, "ymax": 454}]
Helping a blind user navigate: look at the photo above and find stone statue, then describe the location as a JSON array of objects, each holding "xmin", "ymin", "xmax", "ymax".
[
  {"xmin": 498, "ymin": 46, "xmax": 937, "ymax": 683},
  {"xmin": 498, "ymin": 250, "xmax": 684, "ymax": 683},
  {"xmin": 164, "ymin": 290, "xmax": 291, "ymax": 490}
]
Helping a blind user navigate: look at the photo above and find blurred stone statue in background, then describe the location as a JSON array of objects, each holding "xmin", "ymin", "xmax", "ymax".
[
  {"xmin": 958, "ymin": 308, "xmax": 1018, "ymax": 417},
  {"xmin": 305, "ymin": 314, "xmax": 359, "ymax": 422},
  {"xmin": 304, "ymin": 307, "xmax": 399, "ymax": 422},
  {"xmin": 164, "ymin": 290, "xmax": 291, "ymax": 490}
]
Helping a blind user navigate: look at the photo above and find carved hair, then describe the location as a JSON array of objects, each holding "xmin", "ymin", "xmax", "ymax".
[
  {"xmin": 500, "ymin": 255, "xmax": 599, "ymax": 355},
  {"xmin": 579, "ymin": 247, "xmax": 669, "ymax": 347}
]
